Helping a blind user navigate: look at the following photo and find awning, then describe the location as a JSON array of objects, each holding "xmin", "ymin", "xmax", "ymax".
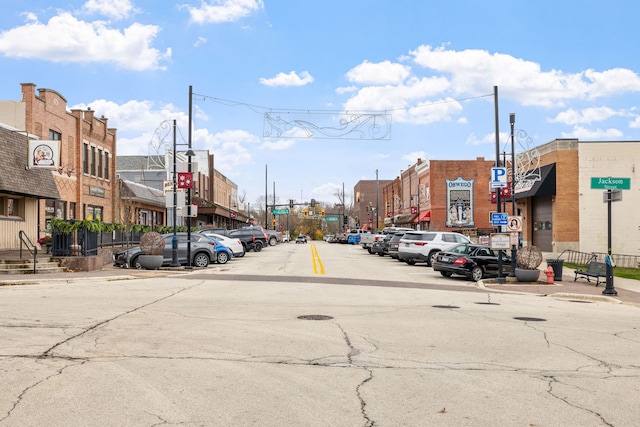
[
  {"xmin": 514, "ymin": 163, "xmax": 556, "ymax": 199},
  {"xmin": 413, "ymin": 211, "xmax": 431, "ymax": 223},
  {"xmin": 393, "ymin": 214, "xmax": 417, "ymax": 224}
]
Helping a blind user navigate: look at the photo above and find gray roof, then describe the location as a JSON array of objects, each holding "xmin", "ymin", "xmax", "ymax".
[
  {"xmin": 117, "ymin": 155, "xmax": 166, "ymax": 171},
  {"xmin": 0, "ymin": 125, "xmax": 60, "ymax": 199},
  {"xmin": 121, "ymin": 180, "xmax": 165, "ymax": 207}
]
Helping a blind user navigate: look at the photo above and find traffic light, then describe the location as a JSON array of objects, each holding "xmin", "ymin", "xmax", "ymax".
[
  {"xmin": 272, "ymin": 218, "xmax": 276, "ymax": 226},
  {"xmin": 343, "ymin": 215, "xmax": 348, "ymax": 225},
  {"xmin": 289, "ymin": 199, "xmax": 294, "ymax": 209},
  {"xmin": 310, "ymin": 198, "xmax": 316, "ymax": 207},
  {"xmin": 303, "ymin": 209, "xmax": 308, "ymax": 217},
  {"xmin": 321, "ymin": 209, "xmax": 325, "ymax": 217}
]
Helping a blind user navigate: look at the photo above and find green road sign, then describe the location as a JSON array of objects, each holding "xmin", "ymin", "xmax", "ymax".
[
  {"xmin": 272, "ymin": 209, "xmax": 290, "ymax": 215},
  {"xmin": 325, "ymin": 216, "xmax": 338, "ymax": 222},
  {"xmin": 591, "ymin": 177, "xmax": 630, "ymax": 190}
]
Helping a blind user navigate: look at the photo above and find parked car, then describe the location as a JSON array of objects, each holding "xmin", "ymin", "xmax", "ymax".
[
  {"xmin": 207, "ymin": 237, "xmax": 234, "ymax": 264},
  {"xmin": 398, "ymin": 231, "xmax": 472, "ymax": 266},
  {"xmin": 371, "ymin": 233, "xmax": 393, "ymax": 256},
  {"xmin": 200, "ymin": 231, "xmax": 245, "ymax": 257},
  {"xmin": 199, "ymin": 228, "xmax": 231, "ymax": 237},
  {"xmin": 229, "ymin": 227, "xmax": 268, "ymax": 252},
  {"xmin": 295, "ymin": 235, "xmax": 307, "ymax": 244},
  {"xmin": 387, "ymin": 231, "xmax": 409, "ymax": 260},
  {"xmin": 432, "ymin": 243, "xmax": 511, "ymax": 281},
  {"xmin": 264, "ymin": 229, "xmax": 282, "ymax": 246},
  {"xmin": 113, "ymin": 232, "xmax": 216, "ymax": 269}
]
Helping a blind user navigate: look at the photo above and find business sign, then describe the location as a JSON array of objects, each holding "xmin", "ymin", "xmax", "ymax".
[
  {"xmin": 490, "ymin": 233, "xmax": 511, "ymax": 250},
  {"xmin": 29, "ymin": 140, "xmax": 61, "ymax": 170},
  {"xmin": 591, "ymin": 177, "xmax": 630, "ymax": 190}
]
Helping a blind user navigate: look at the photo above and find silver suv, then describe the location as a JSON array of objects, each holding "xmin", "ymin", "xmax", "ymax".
[{"xmin": 398, "ymin": 231, "xmax": 471, "ymax": 266}]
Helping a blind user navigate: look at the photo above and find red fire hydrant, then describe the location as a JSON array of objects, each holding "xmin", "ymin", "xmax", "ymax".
[{"xmin": 544, "ymin": 266, "xmax": 555, "ymax": 284}]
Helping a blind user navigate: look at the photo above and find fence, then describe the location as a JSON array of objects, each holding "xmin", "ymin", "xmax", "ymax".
[
  {"xmin": 52, "ymin": 228, "xmax": 144, "ymax": 257},
  {"xmin": 558, "ymin": 249, "xmax": 639, "ymax": 269}
]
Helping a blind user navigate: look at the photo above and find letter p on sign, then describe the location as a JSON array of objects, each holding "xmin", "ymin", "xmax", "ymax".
[{"xmin": 491, "ymin": 167, "xmax": 507, "ymax": 188}]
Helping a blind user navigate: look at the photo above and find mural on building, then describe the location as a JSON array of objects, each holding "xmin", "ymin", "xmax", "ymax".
[{"xmin": 446, "ymin": 177, "xmax": 474, "ymax": 227}]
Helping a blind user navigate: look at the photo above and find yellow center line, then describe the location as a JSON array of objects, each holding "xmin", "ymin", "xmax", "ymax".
[{"xmin": 310, "ymin": 243, "xmax": 325, "ymax": 274}]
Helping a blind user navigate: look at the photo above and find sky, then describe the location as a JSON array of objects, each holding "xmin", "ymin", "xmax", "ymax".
[{"xmin": 2, "ymin": 0, "xmax": 640, "ymax": 207}]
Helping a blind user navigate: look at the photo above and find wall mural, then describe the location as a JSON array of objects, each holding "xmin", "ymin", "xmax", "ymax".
[{"xmin": 446, "ymin": 177, "xmax": 474, "ymax": 227}]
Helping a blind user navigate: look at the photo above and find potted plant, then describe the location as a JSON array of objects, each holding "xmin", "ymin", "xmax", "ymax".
[
  {"xmin": 515, "ymin": 245, "xmax": 543, "ymax": 282},
  {"xmin": 137, "ymin": 231, "xmax": 165, "ymax": 270},
  {"xmin": 38, "ymin": 235, "xmax": 53, "ymax": 253}
]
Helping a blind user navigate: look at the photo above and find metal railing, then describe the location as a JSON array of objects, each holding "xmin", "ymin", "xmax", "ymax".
[
  {"xmin": 557, "ymin": 249, "xmax": 639, "ymax": 269},
  {"xmin": 18, "ymin": 231, "xmax": 38, "ymax": 274},
  {"xmin": 51, "ymin": 227, "xmax": 144, "ymax": 257}
]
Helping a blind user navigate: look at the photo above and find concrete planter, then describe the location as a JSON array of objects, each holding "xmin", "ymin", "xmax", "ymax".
[
  {"xmin": 515, "ymin": 268, "xmax": 541, "ymax": 282},
  {"xmin": 138, "ymin": 255, "xmax": 163, "ymax": 270}
]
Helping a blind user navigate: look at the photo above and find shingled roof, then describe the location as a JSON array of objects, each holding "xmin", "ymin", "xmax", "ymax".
[
  {"xmin": 121, "ymin": 180, "xmax": 165, "ymax": 207},
  {"xmin": 0, "ymin": 125, "xmax": 60, "ymax": 199}
]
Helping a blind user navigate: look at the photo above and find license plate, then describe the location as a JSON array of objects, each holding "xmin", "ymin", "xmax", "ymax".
[
  {"xmin": 441, "ymin": 256, "xmax": 450, "ymax": 262},
  {"xmin": 404, "ymin": 243, "xmax": 410, "ymax": 247}
]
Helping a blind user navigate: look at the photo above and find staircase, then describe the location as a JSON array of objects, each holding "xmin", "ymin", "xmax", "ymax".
[{"xmin": 0, "ymin": 251, "xmax": 65, "ymax": 275}]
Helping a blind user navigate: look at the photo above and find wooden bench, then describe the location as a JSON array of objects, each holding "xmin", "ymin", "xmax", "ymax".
[{"xmin": 574, "ymin": 261, "xmax": 607, "ymax": 286}]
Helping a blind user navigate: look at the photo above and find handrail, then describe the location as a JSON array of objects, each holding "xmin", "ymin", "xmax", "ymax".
[{"xmin": 18, "ymin": 231, "xmax": 38, "ymax": 274}]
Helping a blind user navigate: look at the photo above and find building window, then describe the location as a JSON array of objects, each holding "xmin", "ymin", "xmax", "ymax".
[
  {"xmin": 49, "ymin": 130, "xmax": 61, "ymax": 140},
  {"xmin": 104, "ymin": 152, "xmax": 110, "ymax": 180},
  {"xmin": 98, "ymin": 149, "xmax": 103, "ymax": 178},
  {"xmin": 69, "ymin": 202, "xmax": 76, "ymax": 220},
  {"xmin": 83, "ymin": 143, "xmax": 89, "ymax": 174},
  {"xmin": 0, "ymin": 195, "xmax": 24, "ymax": 218},
  {"xmin": 90, "ymin": 146, "xmax": 96, "ymax": 175},
  {"xmin": 87, "ymin": 205, "xmax": 103, "ymax": 221}
]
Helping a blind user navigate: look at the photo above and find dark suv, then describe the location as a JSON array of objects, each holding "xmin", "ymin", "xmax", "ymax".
[{"xmin": 229, "ymin": 227, "xmax": 268, "ymax": 252}]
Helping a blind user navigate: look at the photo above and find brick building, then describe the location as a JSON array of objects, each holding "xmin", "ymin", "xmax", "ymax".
[
  {"xmin": 354, "ymin": 179, "xmax": 391, "ymax": 230},
  {"xmin": 0, "ymin": 83, "xmax": 117, "ymax": 233}
]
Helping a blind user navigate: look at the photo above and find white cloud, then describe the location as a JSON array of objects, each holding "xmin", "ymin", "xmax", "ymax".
[
  {"xmin": 194, "ymin": 36, "xmax": 207, "ymax": 47},
  {"xmin": 183, "ymin": 0, "xmax": 264, "ymax": 24},
  {"xmin": 259, "ymin": 71, "xmax": 314, "ymax": 87},
  {"xmin": 629, "ymin": 116, "xmax": 640, "ymax": 129},
  {"xmin": 561, "ymin": 126, "xmax": 623, "ymax": 139},
  {"xmin": 410, "ymin": 45, "xmax": 640, "ymax": 108},
  {"xmin": 346, "ymin": 60, "xmax": 411, "ymax": 85},
  {"xmin": 548, "ymin": 106, "xmax": 620, "ymax": 125},
  {"xmin": 0, "ymin": 12, "xmax": 170, "ymax": 71},
  {"xmin": 83, "ymin": 0, "xmax": 136, "ymax": 20},
  {"xmin": 259, "ymin": 139, "xmax": 296, "ymax": 150}
]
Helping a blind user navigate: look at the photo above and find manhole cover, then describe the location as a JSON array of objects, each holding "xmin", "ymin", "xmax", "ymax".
[
  {"xmin": 297, "ymin": 315, "xmax": 334, "ymax": 321},
  {"xmin": 513, "ymin": 317, "xmax": 547, "ymax": 322},
  {"xmin": 432, "ymin": 305, "xmax": 460, "ymax": 309},
  {"xmin": 475, "ymin": 302, "xmax": 501, "ymax": 305}
]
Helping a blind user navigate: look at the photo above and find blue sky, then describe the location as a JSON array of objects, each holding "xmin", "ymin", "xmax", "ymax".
[{"xmin": 2, "ymin": 0, "xmax": 640, "ymax": 207}]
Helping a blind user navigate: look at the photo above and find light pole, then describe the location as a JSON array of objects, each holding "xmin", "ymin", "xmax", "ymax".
[
  {"xmin": 170, "ymin": 120, "xmax": 180, "ymax": 267},
  {"xmin": 186, "ymin": 85, "xmax": 193, "ymax": 269},
  {"xmin": 509, "ymin": 113, "xmax": 517, "ymax": 277},
  {"xmin": 375, "ymin": 169, "xmax": 379, "ymax": 231}
]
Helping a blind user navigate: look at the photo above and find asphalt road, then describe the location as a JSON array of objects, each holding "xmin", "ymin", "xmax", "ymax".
[{"xmin": 1, "ymin": 242, "xmax": 639, "ymax": 426}]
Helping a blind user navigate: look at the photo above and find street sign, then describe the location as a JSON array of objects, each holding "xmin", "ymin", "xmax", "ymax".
[
  {"xmin": 591, "ymin": 177, "xmax": 630, "ymax": 190},
  {"xmin": 603, "ymin": 190, "xmax": 622, "ymax": 202},
  {"xmin": 490, "ymin": 167, "xmax": 508, "ymax": 188},
  {"xmin": 490, "ymin": 212, "xmax": 508, "ymax": 226},
  {"xmin": 490, "ymin": 233, "xmax": 511, "ymax": 250},
  {"xmin": 272, "ymin": 209, "xmax": 290, "ymax": 215},
  {"xmin": 325, "ymin": 216, "xmax": 338, "ymax": 222},
  {"xmin": 507, "ymin": 216, "xmax": 522, "ymax": 232}
]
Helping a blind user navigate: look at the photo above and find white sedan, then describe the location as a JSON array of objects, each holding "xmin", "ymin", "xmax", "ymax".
[{"xmin": 201, "ymin": 232, "xmax": 245, "ymax": 258}]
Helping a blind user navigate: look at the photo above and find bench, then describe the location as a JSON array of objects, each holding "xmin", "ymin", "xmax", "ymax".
[{"xmin": 574, "ymin": 261, "xmax": 607, "ymax": 286}]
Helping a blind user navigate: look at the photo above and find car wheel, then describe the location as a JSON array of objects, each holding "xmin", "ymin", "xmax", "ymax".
[
  {"xmin": 241, "ymin": 242, "xmax": 247, "ymax": 252},
  {"xmin": 440, "ymin": 271, "xmax": 453, "ymax": 277},
  {"xmin": 193, "ymin": 253, "xmax": 210, "ymax": 268},
  {"xmin": 269, "ymin": 236, "xmax": 277, "ymax": 246},
  {"xmin": 254, "ymin": 241, "xmax": 263, "ymax": 252},
  {"xmin": 427, "ymin": 251, "xmax": 439, "ymax": 267},
  {"xmin": 471, "ymin": 266, "xmax": 484, "ymax": 282},
  {"xmin": 216, "ymin": 251, "xmax": 229, "ymax": 264},
  {"xmin": 367, "ymin": 247, "xmax": 373, "ymax": 254},
  {"xmin": 405, "ymin": 259, "xmax": 416, "ymax": 266},
  {"xmin": 237, "ymin": 250, "xmax": 245, "ymax": 258},
  {"xmin": 377, "ymin": 253, "xmax": 385, "ymax": 257},
  {"xmin": 131, "ymin": 256, "xmax": 142, "ymax": 269}
]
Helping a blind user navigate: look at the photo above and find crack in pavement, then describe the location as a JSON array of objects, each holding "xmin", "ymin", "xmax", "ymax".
[
  {"xmin": 0, "ymin": 281, "xmax": 206, "ymax": 423},
  {"xmin": 545, "ymin": 376, "xmax": 614, "ymax": 427}
]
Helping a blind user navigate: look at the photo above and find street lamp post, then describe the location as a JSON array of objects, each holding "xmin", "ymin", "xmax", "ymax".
[
  {"xmin": 170, "ymin": 120, "xmax": 180, "ymax": 267},
  {"xmin": 509, "ymin": 113, "xmax": 517, "ymax": 277},
  {"xmin": 186, "ymin": 85, "xmax": 194, "ymax": 270}
]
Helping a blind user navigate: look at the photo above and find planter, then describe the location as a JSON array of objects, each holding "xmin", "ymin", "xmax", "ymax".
[
  {"xmin": 515, "ymin": 268, "xmax": 541, "ymax": 282},
  {"xmin": 138, "ymin": 254, "xmax": 163, "ymax": 270}
]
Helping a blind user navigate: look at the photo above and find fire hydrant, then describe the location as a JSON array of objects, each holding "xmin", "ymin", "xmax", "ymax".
[{"xmin": 544, "ymin": 266, "xmax": 555, "ymax": 284}]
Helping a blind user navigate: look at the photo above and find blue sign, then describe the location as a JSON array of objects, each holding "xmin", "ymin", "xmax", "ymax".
[{"xmin": 490, "ymin": 212, "xmax": 508, "ymax": 226}]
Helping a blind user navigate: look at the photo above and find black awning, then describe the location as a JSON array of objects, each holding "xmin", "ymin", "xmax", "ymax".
[{"xmin": 514, "ymin": 163, "xmax": 556, "ymax": 199}]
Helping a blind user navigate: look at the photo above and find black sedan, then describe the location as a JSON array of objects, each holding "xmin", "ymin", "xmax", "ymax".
[{"xmin": 432, "ymin": 243, "xmax": 511, "ymax": 281}]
